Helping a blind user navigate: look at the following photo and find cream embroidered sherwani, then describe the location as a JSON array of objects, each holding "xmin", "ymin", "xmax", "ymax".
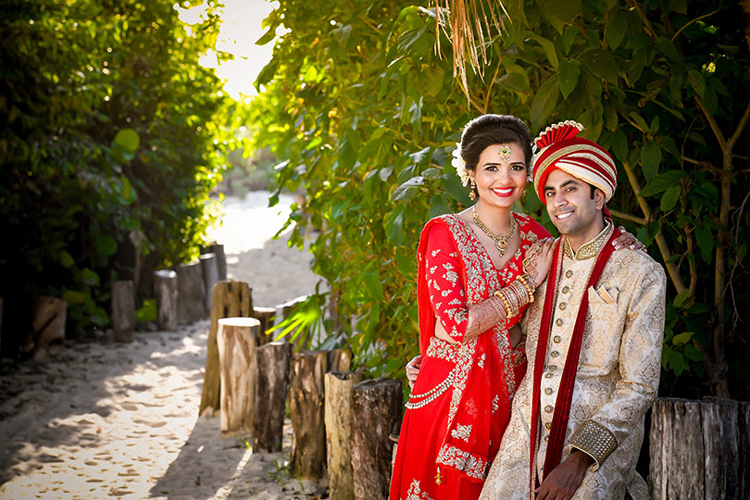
[{"xmin": 480, "ymin": 224, "xmax": 666, "ymax": 500}]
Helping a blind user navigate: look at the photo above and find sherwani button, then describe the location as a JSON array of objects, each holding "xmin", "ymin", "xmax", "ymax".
[
  {"xmin": 545, "ymin": 372, "xmax": 554, "ymax": 379},
  {"xmin": 548, "ymin": 365, "xmax": 558, "ymax": 370},
  {"xmin": 562, "ymin": 286, "xmax": 570, "ymax": 293},
  {"xmin": 555, "ymin": 319, "xmax": 563, "ymax": 327},
  {"xmin": 545, "ymin": 388, "xmax": 553, "ymax": 395},
  {"xmin": 553, "ymin": 335, "xmax": 562, "ymax": 343},
  {"xmin": 565, "ymin": 270, "xmax": 573, "ymax": 278},
  {"xmin": 544, "ymin": 435, "xmax": 549, "ymax": 442},
  {"xmin": 545, "ymin": 421, "xmax": 552, "ymax": 429},
  {"xmin": 559, "ymin": 302, "xmax": 567, "ymax": 310},
  {"xmin": 550, "ymin": 351, "xmax": 559, "ymax": 357},
  {"xmin": 545, "ymin": 405, "xmax": 553, "ymax": 413}
]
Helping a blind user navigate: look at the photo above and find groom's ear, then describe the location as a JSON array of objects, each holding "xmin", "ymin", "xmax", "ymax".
[{"xmin": 594, "ymin": 188, "xmax": 605, "ymax": 210}]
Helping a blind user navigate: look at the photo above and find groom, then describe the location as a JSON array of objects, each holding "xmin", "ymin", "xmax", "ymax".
[{"xmin": 479, "ymin": 123, "xmax": 666, "ymax": 500}]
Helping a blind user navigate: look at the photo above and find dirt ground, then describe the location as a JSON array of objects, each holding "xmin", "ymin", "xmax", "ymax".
[{"xmin": 0, "ymin": 193, "xmax": 327, "ymax": 500}]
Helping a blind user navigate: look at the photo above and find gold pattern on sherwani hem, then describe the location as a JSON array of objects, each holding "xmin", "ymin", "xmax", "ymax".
[
  {"xmin": 480, "ymin": 242, "xmax": 667, "ymax": 500},
  {"xmin": 570, "ymin": 419, "xmax": 618, "ymax": 470}
]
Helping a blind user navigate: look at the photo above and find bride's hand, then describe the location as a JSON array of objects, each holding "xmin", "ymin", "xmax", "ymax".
[
  {"xmin": 612, "ymin": 226, "xmax": 645, "ymax": 251},
  {"xmin": 524, "ymin": 238, "xmax": 556, "ymax": 287}
]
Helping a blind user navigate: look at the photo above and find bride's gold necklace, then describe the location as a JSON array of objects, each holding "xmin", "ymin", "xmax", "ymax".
[{"xmin": 472, "ymin": 205, "xmax": 516, "ymax": 257}]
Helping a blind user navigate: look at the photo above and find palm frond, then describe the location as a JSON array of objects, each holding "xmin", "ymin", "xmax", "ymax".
[{"xmin": 432, "ymin": 0, "xmax": 508, "ymax": 98}]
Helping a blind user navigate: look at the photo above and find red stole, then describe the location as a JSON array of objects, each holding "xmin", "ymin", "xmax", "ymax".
[{"xmin": 528, "ymin": 227, "xmax": 621, "ymax": 492}]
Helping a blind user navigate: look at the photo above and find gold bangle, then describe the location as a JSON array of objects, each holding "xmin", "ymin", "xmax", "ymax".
[
  {"xmin": 493, "ymin": 290, "xmax": 513, "ymax": 318},
  {"xmin": 517, "ymin": 275, "xmax": 534, "ymax": 303}
]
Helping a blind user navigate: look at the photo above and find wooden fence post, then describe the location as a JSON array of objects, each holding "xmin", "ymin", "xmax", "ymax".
[
  {"xmin": 253, "ymin": 341, "xmax": 293, "ymax": 452},
  {"xmin": 649, "ymin": 397, "xmax": 750, "ymax": 499},
  {"xmin": 325, "ymin": 371, "xmax": 364, "ymax": 500},
  {"xmin": 199, "ymin": 280, "xmax": 253, "ymax": 415},
  {"xmin": 209, "ymin": 243, "xmax": 227, "ymax": 281},
  {"xmin": 153, "ymin": 270, "xmax": 178, "ymax": 332},
  {"xmin": 200, "ymin": 253, "xmax": 219, "ymax": 315},
  {"xmin": 26, "ymin": 296, "xmax": 67, "ymax": 360},
  {"xmin": 289, "ymin": 350, "xmax": 328, "ymax": 481},
  {"xmin": 253, "ymin": 306, "xmax": 276, "ymax": 345},
  {"xmin": 111, "ymin": 280, "xmax": 135, "ymax": 343},
  {"xmin": 177, "ymin": 261, "xmax": 207, "ymax": 324},
  {"xmin": 351, "ymin": 378, "xmax": 402, "ymax": 500},
  {"xmin": 327, "ymin": 348, "xmax": 352, "ymax": 373},
  {"xmin": 217, "ymin": 317, "xmax": 259, "ymax": 435}
]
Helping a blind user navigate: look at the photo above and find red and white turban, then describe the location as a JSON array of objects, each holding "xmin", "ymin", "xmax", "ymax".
[{"xmin": 532, "ymin": 121, "xmax": 617, "ymax": 204}]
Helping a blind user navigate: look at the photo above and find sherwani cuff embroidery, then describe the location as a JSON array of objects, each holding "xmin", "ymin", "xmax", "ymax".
[{"xmin": 570, "ymin": 419, "xmax": 618, "ymax": 471}]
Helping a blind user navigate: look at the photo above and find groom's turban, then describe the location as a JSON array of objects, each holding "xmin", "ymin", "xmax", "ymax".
[{"xmin": 532, "ymin": 121, "xmax": 617, "ymax": 203}]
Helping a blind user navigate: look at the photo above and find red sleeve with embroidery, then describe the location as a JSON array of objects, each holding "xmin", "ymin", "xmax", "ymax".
[{"xmin": 423, "ymin": 223, "xmax": 469, "ymax": 343}]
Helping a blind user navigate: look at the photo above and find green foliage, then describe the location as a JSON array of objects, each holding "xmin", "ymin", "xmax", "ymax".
[
  {"xmin": 249, "ymin": 0, "xmax": 749, "ymax": 397},
  {"xmin": 0, "ymin": 0, "xmax": 231, "ymax": 338}
]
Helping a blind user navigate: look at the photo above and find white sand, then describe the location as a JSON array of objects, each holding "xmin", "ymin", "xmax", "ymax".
[{"xmin": 0, "ymin": 193, "xmax": 325, "ymax": 499}]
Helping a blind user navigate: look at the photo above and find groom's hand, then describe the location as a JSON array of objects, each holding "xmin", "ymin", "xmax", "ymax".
[
  {"xmin": 534, "ymin": 450, "xmax": 592, "ymax": 500},
  {"xmin": 405, "ymin": 355, "xmax": 422, "ymax": 388}
]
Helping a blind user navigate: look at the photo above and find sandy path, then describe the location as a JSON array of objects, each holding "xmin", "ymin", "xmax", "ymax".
[{"xmin": 0, "ymin": 193, "xmax": 325, "ymax": 499}]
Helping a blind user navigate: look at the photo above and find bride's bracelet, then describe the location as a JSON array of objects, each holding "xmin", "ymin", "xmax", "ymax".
[
  {"xmin": 516, "ymin": 274, "xmax": 535, "ymax": 303},
  {"xmin": 493, "ymin": 278, "xmax": 531, "ymax": 317}
]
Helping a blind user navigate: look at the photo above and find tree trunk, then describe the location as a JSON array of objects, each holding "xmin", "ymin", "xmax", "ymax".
[
  {"xmin": 325, "ymin": 371, "xmax": 364, "ymax": 500},
  {"xmin": 289, "ymin": 350, "xmax": 328, "ymax": 481},
  {"xmin": 111, "ymin": 280, "xmax": 135, "ymax": 343},
  {"xmin": 200, "ymin": 253, "xmax": 219, "ymax": 315},
  {"xmin": 253, "ymin": 306, "xmax": 276, "ymax": 345},
  {"xmin": 253, "ymin": 341, "xmax": 293, "ymax": 452},
  {"xmin": 153, "ymin": 270, "xmax": 178, "ymax": 332},
  {"xmin": 327, "ymin": 348, "xmax": 352, "ymax": 372},
  {"xmin": 217, "ymin": 317, "xmax": 259, "ymax": 435},
  {"xmin": 177, "ymin": 261, "xmax": 207, "ymax": 324},
  {"xmin": 649, "ymin": 397, "xmax": 747, "ymax": 499},
  {"xmin": 26, "ymin": 296, "xmax": 67, "ymax": 361},
  {"xmin": 351, "ymin": 378, "xmax": 402, "ymax": 500},
  {"xmin": 199, "ymin": 280, "xmax": 254, "ymax": 415}
]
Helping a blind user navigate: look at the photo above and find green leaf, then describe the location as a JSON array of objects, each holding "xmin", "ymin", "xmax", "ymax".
[
  {"xmin": 531, "ymin": 76, "xmax": 560, "ymax": 132},
  {"xmin": 695, "ymin": 223, "xmax": 713, "ymax": 260},
  {"xmin": 392, "ymin": 176, "xmax": 425, "ymax": 202},
  {"xmin": 528, "ymin": 33, "xmax": 559, "ymax": 69},
  {"xmin": 629, "ymin": 112, "xmax": 649, "ymax": 133},
  {"xmin": 610, "ymin": 130, "xmax": 628, "ymax": 162},
  {"xmin": 660, "ymin": 185, "xmax": 681, "ymax": 212},
  {"xmin": 673, "ymin": 289, "xmax": 691, "ymax": 308},
  {"xmin": 684, "ymin": 343, "xmax": 702, "ymax": 362},
  {"xmin": 114, "ymin": 128, "xmax": 140, "ymax": 152},
  {"xmin": 580, "ymin": 48, "xmax": 618, "ymax": 83},
  {"xmin": 640, "ymin": 142, "xmax": 661, "ymax": 180},
  {"xmin": 688, "ymin": 69, "xmax": 705, "ymax": 98},
  {"xmin": 59, "ymin": 250, "xmax": 75, "ymax": 268},
  {"xmin": 82, "ymin": 268, "xmax": 100, "ymax": 286},
  {"xmin": 497, "ymin": 72, "xmax": 530, "ymax": 93},
  {"xmin": 363, "ymin": 270, "xmax": 383, "ymax": 301},
  {"xmin": 672, "ymin": 331, "xmax": 694, "ymax": 346},
  {"xmin": 63, "ymin": 290, "xmax": 86, "ymax": 304},
  {"xmin": 255, "ymin": 27, "xmax": 276, "ymax": 46},
  {"xmin": 655, "ymin": 37, "xmax": 681, "ymax": 62},
  {"xmin": 640, "ymin": 170, "xmax": 686, "ymax": 197},
  {"xmin": 605, "ymin": 13, "xmax": 627, "ymax": 50},
  {"xmin": 95, "ymin": 235, "xmax": 118, "ymax": 256},
  {"xmin": 668, "ymin": 350, "xmax": 685, "ymax": 375},
  {"xmin": 557, "ymin": 60, "xmax": 581, "ymax": 99},
  {"xmin": 136, "ymin": 299, "xmax": 157, "ymax": 323}
]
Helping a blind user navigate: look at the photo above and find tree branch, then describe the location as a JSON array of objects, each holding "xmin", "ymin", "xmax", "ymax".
[
  {"xmin": 626, "ymin": 0, "xmax": 657, "ymax": 40},
  {"xmin": 671, "ymin": 9, "xmax": 720, "ymax": 42},
  {"xmin": 695, "ymin": 95, "xmax": 728, "ymax": 149},
  {"xmin": 608, "ymin": 209, "xmax": 647, "ymax": 225},
  {"xmin": 621, "ymin": 160, "xmax": 687, "ymax": 294},
  {"xmin": 729, "ymin": 99, "xmax": 750, "ymax": 148}
]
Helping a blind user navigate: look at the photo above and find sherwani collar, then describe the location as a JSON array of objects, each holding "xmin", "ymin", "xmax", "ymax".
[{"xmin": 562, "ymin": 219, "xmax": 613, "ymax": 260}]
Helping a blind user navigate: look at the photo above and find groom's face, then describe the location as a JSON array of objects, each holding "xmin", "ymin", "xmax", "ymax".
[{"xmin": 543, "ymin": 169, "xmax": 604, "ymax": 237}]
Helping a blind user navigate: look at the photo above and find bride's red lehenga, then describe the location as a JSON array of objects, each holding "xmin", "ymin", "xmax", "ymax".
[{"xmin": 390, "ymin": 212, "xmax": 549, "ymax": 500}]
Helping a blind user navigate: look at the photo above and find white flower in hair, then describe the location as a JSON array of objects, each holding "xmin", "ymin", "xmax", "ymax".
[{"xmin": 451, "ymin": 142, "xmax": 469, "ymax": 186}]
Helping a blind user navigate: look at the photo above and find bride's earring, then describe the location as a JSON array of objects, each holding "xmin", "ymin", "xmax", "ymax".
[{"xmin": 469, "ymin": 179, "xmax": 477, "ymax": 200}]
